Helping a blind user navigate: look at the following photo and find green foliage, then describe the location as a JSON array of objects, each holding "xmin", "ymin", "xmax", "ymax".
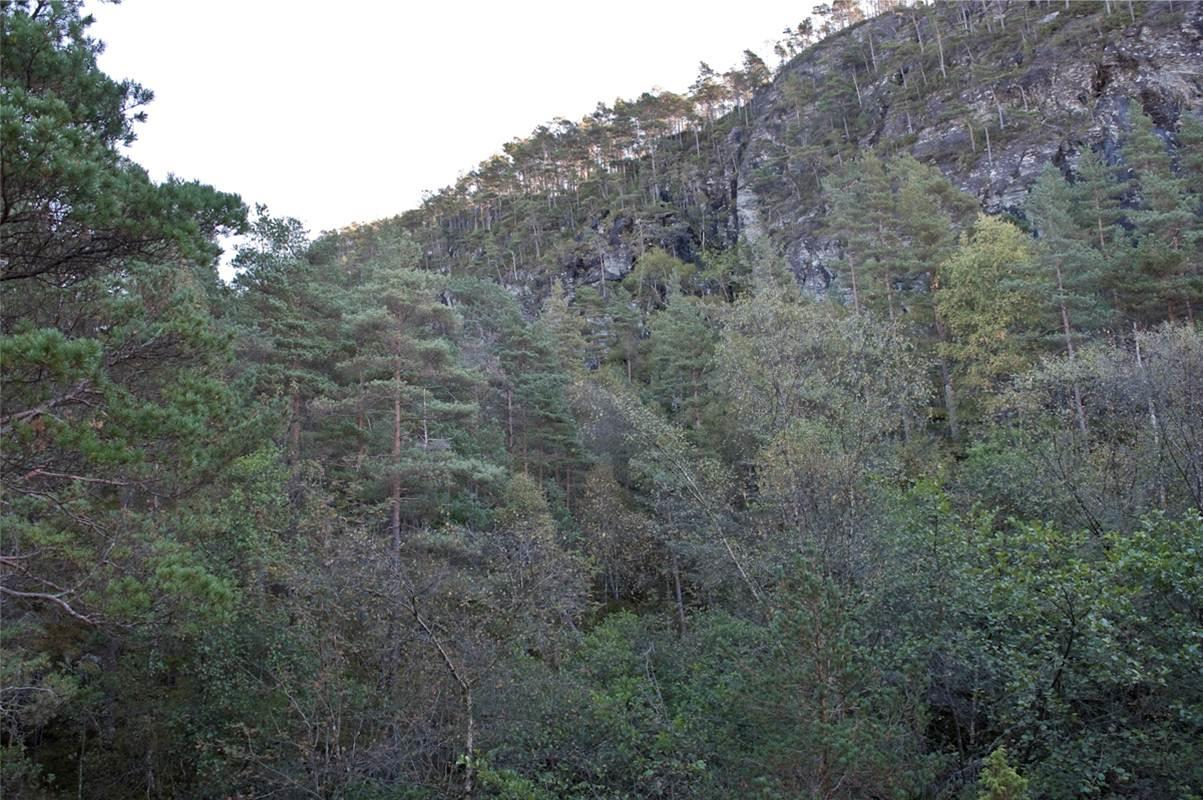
[
  {"xmin": 624, "ymin": 248, "xmax": 697, "ymax": 312},
  {"xmin": 966, "ymin": 512, "xmax": 1203, "ymax": 796},
  {"xmin": 457, "ymin": 278, "xmax": 583, "ymax": 482},
  {"xmin": 537, "ymin": 281, "xmax": 589, "ymax": 377},
  {"xmin": 1113, "ymin": 109, "xmax": 1202, "ymax": 324},
  {"xmin": 977, "ymin": 748, "xmax": 1029, "ymax": 800},
  {"xmin": 646, "ymin": 292, "xmax": 719, "ymax": 435},
  {"xmin": 824, "ymin": 151, "xmax": 900, "ymax": 315},
  {"xmin": 937, "ymin": 214, "xmax": 1041, "ymax": 412},
  {"xmin": 754, "ymin": 562, "xmax": 935, "ymax": 798},
  {"xmin": 6, "ymin": 2, "xmax": 1203, "ymax": 798},
  {"xmin": 0, "ymin": 1, "xmax": 244, "ymax": 288},
  {"xmin": 985, "ymin": 324, "xmax": 1203, "ymax": 531},
  {"xmin": 486, "ymin": 611, "xmax": 768, "ymax": 799},
  {"xmin": 716, "ymin": 291, "xmax": 930, "ymax": 574},
  {"xmin": 1024, "ymin": 165, "xmax": 1112, "ymax": 344}
]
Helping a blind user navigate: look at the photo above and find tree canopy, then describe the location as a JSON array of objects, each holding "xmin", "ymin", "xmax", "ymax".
[{"xmin": 3, "ymin": 2, "xmax": 1202, "ymax": 798}]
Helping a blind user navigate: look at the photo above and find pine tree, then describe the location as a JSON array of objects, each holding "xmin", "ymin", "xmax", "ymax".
[
  {"xmin": 494, "ymin": 298, "xmax": 583, "ymax": 483},
  {"xmin": 1115, "ymin": 110, "xmax": 1200, "ymax": 324},
  {"xmin": 1025, "ymin": 167, "xmax": 1110, "ymax": 431},
  {"xmin": 823, "ymin": 153, "xmax": 977, "ymax": 437},
  {"xmin": 538, "ymin": 281, "xmax": 589, "ymax": 377},
  {"xmin": 575, "ymin": 284, "xmax": 643, "ymax": 380},
  {"xmin": 824, "ymin": 152, "xmax": 893, "ymax": 314},
  {"xmin": 1174, "ymin": 115, "xmax": 1203, "ymax": 314},
  {"xmin": 1177, "ymin": 115, "xmax": 1203, "ymax": 188},
  {"xmin": 1026, "ymin": 168, "xmax": 1110, "ymax": 339},
  {"xmin": 1071, "ymin": 147, "xmax": 1125, "ymax": 254},
  {"xmin": 1, "ymin": 5, "xmax": 263, "ymax": 787},
  {"xmin": 647, "ymin": 290, "xmax": 719, "ymax": 433},
  {"xmin": 608, "ymin": 287, "xmax": 644, "ymax": 382},
  {"xmin": 232, "ymin": 208, "xmax": 344, "ymax": 465},
  {"xmin": 0, "ymin": 2, "xmax": 244, "ymax": 289},
  {"xmin": 333, "ymin": 247, "xmax": 492, "ymax": 550},
  {"xmin": 892, "ymin": 155, "xmax": 977, "ymax": 437}
]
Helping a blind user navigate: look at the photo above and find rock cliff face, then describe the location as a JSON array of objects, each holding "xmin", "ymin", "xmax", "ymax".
[
  {"xmin": 393, "ymin": 2, "xmax": 1201, "ymax": 306},
  {"xmin": 733, "ymin": 0, "xmax": 1203, "ymax": 294}
]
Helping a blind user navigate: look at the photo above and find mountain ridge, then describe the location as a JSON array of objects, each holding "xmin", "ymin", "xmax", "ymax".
[{"xmin": 347, "ymin": 1, "xmax": 1203, "ymax": 306}]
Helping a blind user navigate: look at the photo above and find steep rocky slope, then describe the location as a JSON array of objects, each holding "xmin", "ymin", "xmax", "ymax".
[
  {"xmin": 381, "ymin": 1, "xmax": 1202, "ymax": 304},
  {"xmin": 737, "ymin": 0, "xmax": 1203, "ymax": 293}
]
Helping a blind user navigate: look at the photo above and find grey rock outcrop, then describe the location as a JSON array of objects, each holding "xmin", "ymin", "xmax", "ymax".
[{"xmin": 734, "ymin": 0, "xmax": 1203, "ymax": 295}]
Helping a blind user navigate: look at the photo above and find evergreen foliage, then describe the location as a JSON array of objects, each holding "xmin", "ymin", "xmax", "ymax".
[{"xmin": 3, "ymin": 2, "xmax": 1202, "ymax": 798}]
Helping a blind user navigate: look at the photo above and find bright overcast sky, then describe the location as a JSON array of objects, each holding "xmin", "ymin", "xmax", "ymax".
[{"xmin": 89, "ymin": 1, "xmax": 812, "ymax": 235}]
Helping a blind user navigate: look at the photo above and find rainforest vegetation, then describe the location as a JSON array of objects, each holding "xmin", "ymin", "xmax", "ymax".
[{"xmin": 2, "ymin": 1, "xmax": 1201, "ymax": 798}]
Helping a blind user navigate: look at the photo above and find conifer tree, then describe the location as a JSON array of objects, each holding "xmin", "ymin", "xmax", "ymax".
[
  {"xmin": 575, "ymin": 284, "xmax": 643, "ymax": 380},
  {"xmin": 891, "ymin": 155, "xmax": 977, "ymax": 437},
  {"xmin": 538, "ymin": 281, "xmax": 589, "ymax": 377},
  {"xmin": 490, "ymin": 294, "xmax": 583, "ymax": 483},
  {"xmin": 1070, "ymin": 147, "xmax": 1125, "ymax": 254},
  {"xmin": 333, "ymin": 247, "xmax": 490, "ymax": 550},
  {"xmin": 1025, "ymin": 167, "xmax": 1110, "ymax": 431},
  {"xmin": 1116, "ymin": 110, "xmax": 1200, "ymax": 324},
  {"xmin": 232, "ymin": 208, "xmax": 344, "ymax": 465},
  {"xmin": 1177, "ymin": 115, "xmax": 1203, "ymax": 188},
  {"xmin": 977, "ymin": 748, "xmax": 1030, "ymax": 800},
  {"xmin": 1, "ymin": 5, "xmax": 262, "ymax": 787},
  {"xmin": 828, "ymin": 151, "xmax": 946, "ymax": 319},
  {"xmin": 0, "ymin": 2, "xmax": 245, "ymax": 289},
  {"xmin": 824, "ymin": 152, "xmax": 889, "ymax": 314},
  {"xmin": 1026, "ymin": 168, "xmax": 1111, "ymax": 336},
  {"xmin": 647, "ymin": 289, "xmax": 719, "ymax": 433},
  {"xmin": 1178, "ymin": 115, "xmax": 1203, "ymax": 309}
]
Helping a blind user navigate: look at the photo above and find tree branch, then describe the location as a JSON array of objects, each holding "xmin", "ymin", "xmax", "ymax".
[{"xmin": 0, "ymin": 585, "xmax": 97, "ymax": 625}]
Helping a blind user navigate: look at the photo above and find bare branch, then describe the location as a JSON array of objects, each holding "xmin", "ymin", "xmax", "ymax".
[{"xmin": 0, "ymin": 585, "xmax": 97, "ymax": 625}]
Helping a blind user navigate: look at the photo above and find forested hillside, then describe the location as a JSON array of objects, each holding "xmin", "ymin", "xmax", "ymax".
[{"xmin": 2, "ymin": 2, "xmax": 1201, "ymax": 799}]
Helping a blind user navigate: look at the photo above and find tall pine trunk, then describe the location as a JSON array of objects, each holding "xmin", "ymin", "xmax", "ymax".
[
  {"xmin": 1055, "ymin": 261, "xmax": 1089, "ymax": 435},
  {"xmin": 392, "ymin": 354, "xmax": 402, "ymax": 560},
  {"xmin": 935, "ymin": 317, "xmax": 960, "ymax": 440},
  {"xmin": 287, "ymin": 375, "xmax": 302, "ymax": 464}
]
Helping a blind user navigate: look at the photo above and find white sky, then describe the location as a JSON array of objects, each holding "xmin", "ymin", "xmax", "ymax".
[{"xmin": 89, "ymin": 1, "xmax": 812, "ymax": 236}]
